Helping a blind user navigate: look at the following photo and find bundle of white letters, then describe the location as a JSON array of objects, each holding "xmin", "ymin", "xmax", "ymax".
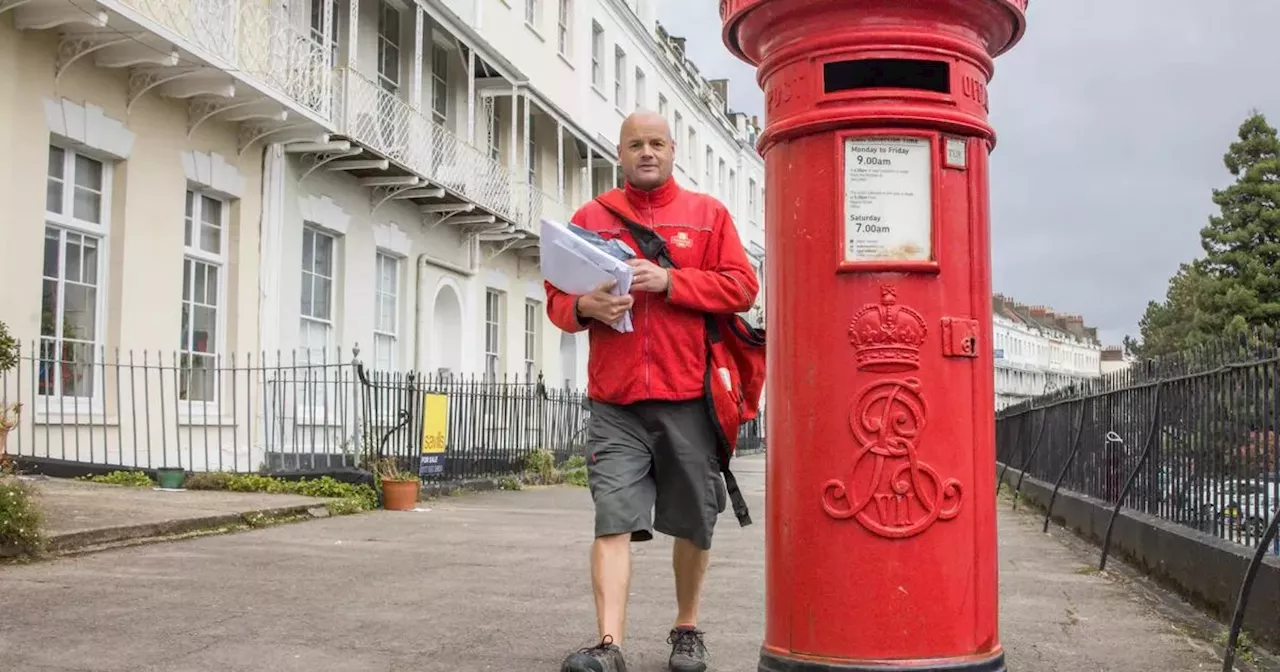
[{"xmin": 539, "ymin": 217, "xmax": 635, "ymax": 333}]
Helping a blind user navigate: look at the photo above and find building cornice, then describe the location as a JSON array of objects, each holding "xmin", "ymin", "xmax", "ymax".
[{"xmin": 597, "ymin": 0, "xmax": 759, "ymax": 164}]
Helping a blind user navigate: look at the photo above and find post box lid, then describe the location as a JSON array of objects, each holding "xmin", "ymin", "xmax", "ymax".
[{"xmin": 721, "ymin": 0, "xmax": 1029, "ymax": 66}]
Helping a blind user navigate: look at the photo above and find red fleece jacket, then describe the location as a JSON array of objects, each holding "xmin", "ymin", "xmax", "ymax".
[{"xmin": 545, "ymin": 178, "xmax": 759, "ymax": 406}]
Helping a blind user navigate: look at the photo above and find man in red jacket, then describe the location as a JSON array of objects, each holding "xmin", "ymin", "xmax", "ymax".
[{"xmin": 551, "ymin": 111, "xmax": 759, "ymax": 672}]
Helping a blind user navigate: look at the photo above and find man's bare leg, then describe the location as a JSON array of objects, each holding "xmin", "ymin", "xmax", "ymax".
[
  {"xmin": 592, "ymin": 533, "xmax": 633, "ymax": 644},
  {"xmin": 672, "ymin": 537, "xmax": 711, "ymax": 627}
]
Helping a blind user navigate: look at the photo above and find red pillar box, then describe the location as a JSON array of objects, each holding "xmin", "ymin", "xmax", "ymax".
[{"xmin": 721, "ymin": 1, "xmax": 1027, "ymax": 670}]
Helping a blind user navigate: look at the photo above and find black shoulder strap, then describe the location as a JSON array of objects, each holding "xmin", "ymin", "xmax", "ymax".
[
  {"xmin": 593, "ymin": 194, "xmax": 678, "ymax": 270},
  {"xmin": 623, "ymin": 220, "xmax": 677, "ymax": 270},
  {"xmin": 597, "ymin": 197, "xmax": 722, "ymax": 342}
]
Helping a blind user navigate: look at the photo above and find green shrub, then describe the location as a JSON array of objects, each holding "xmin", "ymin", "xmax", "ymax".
[
  {"xmin": 0, "ymin": 478, "xmax": 44, "ymax": 559},
  {"xmin": 565, "ymin": 469, "xmax": 588, "ymax": 487},
  {"xmin": 0, "ymin": 321, "xmax": 18, "ymax": 375},
  {"xmin": 563, "ymin": 455, "xmax": 588, "ymax": 488},
  {"xmin": 524, "ymin": 449, "xmax": 556, "ymax": 483},
  {"xmin": 79, "ymin": 470, "xmax": 155, "ymax": 487},
  {"xmin": 221, "ymin": 473, "xmax": 287, "ymax": 494},
  {"xmin": 326, "ymin": 498, "xmax": 367, "ymax": 516},
  {"xmin": 180, "ymin": 471, "xmax": 376, "ymax": 513},
  {"xmin": 183, "ymin": 471, "xmax": 236, "ymax": 491}
]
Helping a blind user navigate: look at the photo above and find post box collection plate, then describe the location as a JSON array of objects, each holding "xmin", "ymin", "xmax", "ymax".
[{"xmin": 842, "ymin": 136, "xmax": 933, "ymax": 264}]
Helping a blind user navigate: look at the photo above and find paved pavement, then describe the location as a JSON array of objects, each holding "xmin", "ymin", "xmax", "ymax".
[
  {"xmin": 33, "ymin": 477, "xmax": 331, "ymax": 535},
  {"xmin": 13, "ymin": 476, "xmax": 332, "ymax": 554},
  {"xmin": 0, "ymin": 456, "xmax": 1242, "ymax": 671}
]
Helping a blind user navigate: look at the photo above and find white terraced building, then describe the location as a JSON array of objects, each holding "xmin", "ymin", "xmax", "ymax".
[
  {"xmin": 992, "ymin": 294, "xmax": 1103, "ymax": 411},
  {"xmin": 0, "ymin": 0, "xmax": 766, "ymax": 470}
]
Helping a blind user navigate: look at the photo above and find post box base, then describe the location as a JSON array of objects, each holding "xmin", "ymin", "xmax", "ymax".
[{"xmin": 759, "ymin": 649, "xmax": 1005, "ymax": 672}]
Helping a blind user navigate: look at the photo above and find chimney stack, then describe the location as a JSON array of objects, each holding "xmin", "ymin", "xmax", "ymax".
[{"xmin": 709, "ymin": 78, "xmax": 730, "ymax": 105}]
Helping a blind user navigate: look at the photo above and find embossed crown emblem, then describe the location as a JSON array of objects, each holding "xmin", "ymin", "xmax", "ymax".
[{"xmin": 848, "ymin": 285, "xmax": 927, "ymax": 372}]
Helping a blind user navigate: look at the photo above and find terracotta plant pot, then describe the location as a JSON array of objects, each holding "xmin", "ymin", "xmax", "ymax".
[{"xmin": 381, "ymin": 479, "xmax": 419, "ymax": 511}]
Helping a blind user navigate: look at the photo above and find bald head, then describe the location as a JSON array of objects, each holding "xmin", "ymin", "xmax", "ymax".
[
  {"xmin": 621, "ymin": 110, "xmax": 672, "ymax": 142},
  {"xmin": 618, "ymin": 109, "xmax": 675, "ymax": 191}
]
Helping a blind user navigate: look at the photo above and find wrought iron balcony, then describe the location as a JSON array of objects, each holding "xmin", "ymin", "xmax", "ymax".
[
  {"xmin": 4, "ymin": 0, "xmax": 335, "ymax": 155},
  {"xmin": 106, "ymin": 0, "xmax": 333, "ymax": 120},
  {"xmin": 512, "ymin": 182, "xmax": 570, "ymax": 235},
  {"xmin": 334, "ymin": 67, "xmax": 568, "ymax": 239}
]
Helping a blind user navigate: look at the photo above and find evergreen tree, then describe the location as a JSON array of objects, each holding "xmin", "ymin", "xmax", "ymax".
[
  {"xmin": 1126, "ymin": 111, "xmax": 1280, "ymax": 357},
  {"xmin": 1196, "ymin": 110, "xmax": 1280, "ymax": 334},
  {"xmin": 1121, "ymin": 334, "xmax": 1141, "ymax": 359},
  {"xmin": 1133, "ymin": 261, "xmax": 1213, "ymax": 358}
]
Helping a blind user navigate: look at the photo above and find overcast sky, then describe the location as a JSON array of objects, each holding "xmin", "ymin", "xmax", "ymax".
[{"xmin": 655, "ymin": 0, "xmax": 1280, "ymax": 347}]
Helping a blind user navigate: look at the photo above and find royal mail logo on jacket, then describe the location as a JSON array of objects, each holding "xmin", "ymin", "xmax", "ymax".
[{"xmin": 543, "ymin": 178, "xmax": 760, "ymax": 407}]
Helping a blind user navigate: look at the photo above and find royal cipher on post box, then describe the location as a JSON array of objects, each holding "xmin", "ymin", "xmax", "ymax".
[{"xmin": 721, "ymin": 1, "xmax": 1028, "ymax": 671}]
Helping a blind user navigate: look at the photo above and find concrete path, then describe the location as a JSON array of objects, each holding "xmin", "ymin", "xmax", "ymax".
[
  {"xmin": 0, "ymin": 456, "xmax": 1240, "ymax": 671},
  {"xmin": 998, "ymin": 495, "xmax": 1226, "ymax": 671},
  {"xmin": 16, "ymin": 476, "xmax": 332, "ymax": 554}
]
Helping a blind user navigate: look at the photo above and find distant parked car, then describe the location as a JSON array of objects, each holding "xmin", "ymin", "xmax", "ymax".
[{"xmin": 1202, "ymin": 479, "xmax": 1280, "ymax": 538}]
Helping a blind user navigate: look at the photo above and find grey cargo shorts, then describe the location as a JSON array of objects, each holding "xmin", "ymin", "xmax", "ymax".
[{"xmin": 585, "ymin": 398, "xmax": 728, "ymax": 551}]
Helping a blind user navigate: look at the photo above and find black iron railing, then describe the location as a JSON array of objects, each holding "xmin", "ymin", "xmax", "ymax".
[
  {"xmin": 996, "ymin": 330, "xmax": 1280, "ymax": 670},
  {"xmin": 0, "ymin": 342, "xmax": 590, "ymax": 479},
  {"xmin": 997, "ymin": 332, "xmax": 1280, "ymax": 554},
  {"xmin": 0, "ymin": 338, "xmax": 766, "ymax": 484},
  {"xmin": 353, "ymin": 361, "xmax": 766, "ymax": 482},
  {"xmin": 0, "ymin": 343, "xmax": 366, "ymax": 474},
  {"xmin": 353, "ymin": 363, "xmax": 590, "ymax": 483}
]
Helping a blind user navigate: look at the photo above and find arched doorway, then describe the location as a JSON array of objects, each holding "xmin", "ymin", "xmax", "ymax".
[{"xmin": 431, "ymin": 284, "xmax": 463, "ymax": 377}]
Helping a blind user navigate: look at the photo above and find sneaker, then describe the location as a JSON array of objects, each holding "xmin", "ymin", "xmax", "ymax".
[
  {"xmin": 667, "ymin": 626, "xmax": 708, "ymax": 672},
  {"xmin": 561, "ymin": 635, "xmax": 628, "ymax": 672}
]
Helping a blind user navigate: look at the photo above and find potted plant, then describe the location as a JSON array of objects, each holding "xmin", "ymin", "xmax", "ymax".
[
  {"xmin": 155, "ymin": 467, "xmax": 186, "ymax": 490},
  {"xmin": 0, "ymin": 321, "xmax": 19, "ymax": 459},
  {"xmin": 375, "ymin": 457, "xmax": 420, "ymax": 511}
]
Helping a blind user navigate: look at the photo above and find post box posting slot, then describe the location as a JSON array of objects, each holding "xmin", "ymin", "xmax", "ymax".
[
  {"xmin": 838, "ymin": 130, "xmax": 942, "ymax": 274},
  {"xmin": 823, "ymin": 58, "xmax": 951, "ymax": 96}
]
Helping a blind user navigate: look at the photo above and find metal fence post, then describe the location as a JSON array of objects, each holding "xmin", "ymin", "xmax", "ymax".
[
  {"xmin": 1013, "ymin": 403, "xmax": 1058, "ymax": 511},
  {"xmin": 1222, "ymin": 503, "xmax": 1280, "ymax": 672},
  {"xmin": 1001, "ymin": 407, "xmax": 1045, "ymax": 504},
  {"xmin": 1039, "ymin": 401, "xmax": 1087, "ymax": 531},
  {"xmin": 997, "ymin": 405, "xmax": 1039, "ymax": 496},
  {"xmin": 1100, "ymin": 381, "xmax": 1164, "ymax": 572}
]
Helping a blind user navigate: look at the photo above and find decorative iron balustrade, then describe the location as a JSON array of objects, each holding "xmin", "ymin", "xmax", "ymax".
[
  {"xmin": 512, "ymin": 181, "xmax": 570, "ymax": 234},
  {"xmin": 111, "ymin": 0, "xmax": 332, "ymax": 119},
  {"xmin": 334, "ymin": 67, "xmax": 568, "ymax": 234}
]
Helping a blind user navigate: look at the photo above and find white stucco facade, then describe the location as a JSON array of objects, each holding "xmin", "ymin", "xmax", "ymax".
[
  {"xmin": 322, "ymin": 0, "xmax": 769, "ymax": 385},
  {"xmin": 196, "ymin": 0, "xmax": 765, "ymax": 389},
  {"xmin": 0, "ymin": 0, "xmax": 763, "ymax": 469},
  {"xmin": 992, "ymin": 295, "xmax": 1103, "ymax": 410}
]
